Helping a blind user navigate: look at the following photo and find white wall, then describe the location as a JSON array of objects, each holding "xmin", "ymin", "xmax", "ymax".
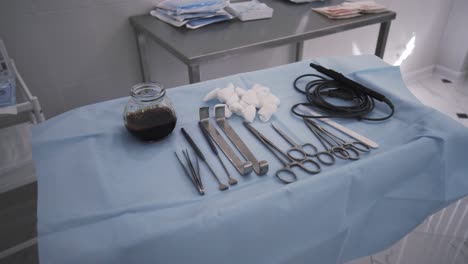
[
  {"xmin": 0, "ymin": 0, "xmax": 454, "ymax": 118},
  {"xmin": 0, "ymin": 0, "xmax": 154, "ymax": 117},
  {"xmin": 302, "ymin": 0, "xmax": 453, "ymax": 74},
  {"xmin": 436, "ymin": 0, "xmax": 468, "ymax": 76}
]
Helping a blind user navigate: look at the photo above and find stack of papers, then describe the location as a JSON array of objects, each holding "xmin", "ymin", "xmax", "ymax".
[
  {"xmin": 225, "ymin": 1, "xmax": 273, "ymax": 21},
  {"xmin": 288, "ymin": 0, "xmax": 324, "ymax": 3},
  {"xmin": 312, "ymin": 1, "xmax": 387, "ymax": 19},
  {"xmin": 150, "ymin": 0, "xmax": 233, "ymax": 29}
]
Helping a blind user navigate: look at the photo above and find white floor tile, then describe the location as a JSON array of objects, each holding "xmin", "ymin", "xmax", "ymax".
[
  {"xmin": 345, "ymin": 74, "xmax": 468, "ymax": 264},
  {"xmin": 407, "ymin": 74, "xmax": 468, "ymax": 127},
  {"xmin": 349, "ymin": 232, "xmax": 468, "ymax": 264},
  {"xmin": 346, "ymin": 256, "xmax": 372, "ymax": 264}
]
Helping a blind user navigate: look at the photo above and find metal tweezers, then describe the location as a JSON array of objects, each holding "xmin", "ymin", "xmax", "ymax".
[{"xmin": 175, "ymin": 149, "xmax": 205, "ymax": 195}]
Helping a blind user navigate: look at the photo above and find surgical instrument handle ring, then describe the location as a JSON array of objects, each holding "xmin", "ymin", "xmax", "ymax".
[
  {"xmin": 286, "ymin": 143, "xmax": 317, "ymax": 160},
  {"xmin": 276, "ymin": 168, "xmax": 297, "ymax": 184},
  {"xmin": 271, "ymin": 123, "xmax": 335, "ymax": 166},
  {"xmin": 244, "ymin": 122, "xmax": 321, "ymax": 183}
]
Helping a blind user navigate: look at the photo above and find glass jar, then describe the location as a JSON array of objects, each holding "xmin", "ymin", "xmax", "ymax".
[{"xmin": 123, "ymin": 83, "xmax": 177, "ymax": 141}]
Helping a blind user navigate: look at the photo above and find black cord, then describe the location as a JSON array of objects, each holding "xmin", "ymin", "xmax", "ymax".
[{"xmin": 291, "ymin": 71, "xmax": 395, "ymax": 121}]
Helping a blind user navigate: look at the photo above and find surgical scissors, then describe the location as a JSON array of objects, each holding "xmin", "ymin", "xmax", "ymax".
[
  {"xmin": 243, "ymin": 122, "xmax": 321, "ymax": 184},
  {"xmin": 270, "ymin": 123, "xmax": 335, "ymax": 166},
  {"xmin": 303, "ymin": 118, "xmax": 360, "ymax": 160}
]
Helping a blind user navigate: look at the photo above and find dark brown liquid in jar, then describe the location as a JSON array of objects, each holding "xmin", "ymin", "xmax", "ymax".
[{"xmin": 125, "ymin": 107, "xmax": 177, "ymax": 141}]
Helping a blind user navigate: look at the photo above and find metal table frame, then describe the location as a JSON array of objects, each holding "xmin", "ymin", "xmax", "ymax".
[{"xmin": 130, "ymin": 1, "xmax": 395, "ymax": 84}]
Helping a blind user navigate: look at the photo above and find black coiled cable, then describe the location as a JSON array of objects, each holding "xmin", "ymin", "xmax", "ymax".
[{"xmin": 291, "ymin": 71, "xmax": 395, "ymax": 121}]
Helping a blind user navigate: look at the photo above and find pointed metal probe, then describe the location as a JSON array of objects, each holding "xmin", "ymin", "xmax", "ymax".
[
  {"xmin": 199, "ymin": 122, "xmax": 237, "ymax": 185},
  {"xmin": 181, "ymin": 128, "xmax": 229, "ymax": 191}
]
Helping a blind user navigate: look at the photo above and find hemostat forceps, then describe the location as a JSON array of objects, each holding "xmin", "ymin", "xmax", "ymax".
[
  {"xmin": 271, "ymin": 123, "xmax": 335, "ymax": 166},
  {"xmin": 243, "ymin": 122, "xmax": 321, "ymax": 184},
  {"xmin": 303, "ymin": 118, "xmax": 361, "ymax": 160},
  {"xmin": 317, "ymin": 124, "xmax": 370, "ymax": 154}
]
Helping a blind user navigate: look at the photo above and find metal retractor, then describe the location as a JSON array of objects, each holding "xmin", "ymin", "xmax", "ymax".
[
  {"xmin": 214, "ymin": 105, "xmax": 268, "ymax": 175},
  {"xmin": 199, "ymin": 107, "xmax": 253, "ymax": 176}
]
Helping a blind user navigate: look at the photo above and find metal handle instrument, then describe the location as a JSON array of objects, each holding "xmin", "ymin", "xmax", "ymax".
[
  {"xmin": 297, "ymin": 104, "xmax": 378, "ymax": 148},
  {"xmin": 243, "ymin": 122, "xmax": 321, "ymax": 184},
  {"xmin": 181, "ymin": 128, "xmax": 229, "ymax": 191},
  {"xmin": 199, "ymin": 107, "xmax": 253, "ymax": 176},
  {"xmin": 175, "ymin": 150, "xmax": 204, "ymax": 195},
  {"xmin": 313, "ymin": 122, "xmax": 371, "ymax": 153},
  {"xmin": 199, "ymin": 122, "xmax": 238, "ymax": 185},
  {"xmin": 271, "ymin": 123, "xmax": 335, "ymax": 166},
  {"xmin": 215, "ymin": 105, "xmax": 269, "ymax": 175},
  {"xmin": 303, "ymin": 118, "xmax": 360, "ymax": 160}
]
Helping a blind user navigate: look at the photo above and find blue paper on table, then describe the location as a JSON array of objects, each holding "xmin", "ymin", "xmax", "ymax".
[
  {"xmin": 186, "ymin": 13, "xmax": 233, "ymax": 29},
  {"xmin": 157, "ymin": 8, "xmax": 222, "ymax": 21},
  {"xmin": 150, "ymin": 8, "xmax": 233, "ymax": 28},
  {"xmin": 32, "ymin": 55, "xmax": 468, "ymax": 264},
  {"xmin": 156, "ymin": 0, "xmax": 227, "ymax": 15},
  {"xmin": 0, "ymin": 78, "xmax": 16, "ymax": 107}
]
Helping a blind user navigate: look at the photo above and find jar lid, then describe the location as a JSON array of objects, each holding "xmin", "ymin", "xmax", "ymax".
[{"xmin": 130, "ymin": 82, "xmax": 165, "ymax": 102}]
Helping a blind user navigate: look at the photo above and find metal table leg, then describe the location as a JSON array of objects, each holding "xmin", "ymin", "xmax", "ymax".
[
  {"xmin": 375, "ymin": 21, "xmax": 392, "ymax": 59},
  {"xmin": 188, "ymin": 64, "xmax": 201, "ymax": 83},
  {"xmin": 295, "ymin": 41, "xmax": 304, "ymax": 62},
  {"xmin": 136, "ymin": 30, "xmax": 151, "ymax": 82}
]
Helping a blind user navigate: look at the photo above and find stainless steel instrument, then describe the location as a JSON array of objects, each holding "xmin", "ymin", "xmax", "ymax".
[
  {"xmin": 199, "ymin": 122, "xmax": 238, "ymax": 185},
  {"xmin": 214, "ymin": 105, "xmax": 269, "ymax": 175},
  {"xmin": 199, "ymin": 107, "xmax": 253, "ymax": 176},
  {"xmin": 297, "ymin": 105, "xmax": 379, "ymax": 148},
  {"xmin": 271, "ymin": 123, "xmax": 335, "ymax": 166},
  {"xmin": 303, "ymin": 118, "xmax": 371, "ymax": 161},
  {"xmin": 181, "ymin": 128, "xmax": 229, "ymax": 191},
  {"xmin": 243, "ymin": 122, "xmax": 321, "ymax": 184},
  {"xmin": 175, "ymin": 149, "xmax": 205, "ymax": 195}
]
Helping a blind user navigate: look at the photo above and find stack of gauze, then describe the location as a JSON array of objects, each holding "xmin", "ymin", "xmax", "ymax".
[{"xmin": 203, "ymin": 83, "xmax": 280, "ymax": 122}]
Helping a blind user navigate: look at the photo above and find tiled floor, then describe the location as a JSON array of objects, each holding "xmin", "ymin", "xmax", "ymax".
[
  {"xmin": 406, "ymin": 74, "xmax": 468, "ymax": 127},
  {"xmin": 347, "ymin": 73, "xmax": 468, "ymax": 264},
  {"xmin": 0, "ymin": 244, "xmax": 38, "ymax": 264},
  {"xmin": 348, "ymin": 197, "xmax": 468, "ymax": 264},
  {"xmin": 1, "ymin": 74, "xmax": 467, "ymax": 264},
  {"xmin": 0, "ymin": 183, "xmax": 37, "ymax": 252}
]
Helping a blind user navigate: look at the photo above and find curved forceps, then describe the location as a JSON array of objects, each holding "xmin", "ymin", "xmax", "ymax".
[
  {"xmin": 316, "ymin": 124, "xmax": 371, "ymax": 154},
  {"xmin": 271, "ymin": 123, "xmax": 335, "ymax": 166},
  {"xmin": 243, "ymin": 122, "xmax": 321, "ymax": 184},
  {"xmin": 303, "ymin": 118, "xmax": 359, "ymax": 160},
  {"xmin": 306, "ymin": 119, "xmax": 370, "ymax": 160}
]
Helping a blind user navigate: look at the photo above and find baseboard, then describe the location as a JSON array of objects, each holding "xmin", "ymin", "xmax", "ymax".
[
  {"xmin": 434, "ymin": 65, "xmax": 467, "ymax": 83},
  {"xmin": 0, "ymin": 238, "xmax": 37, "ymax": 260},
  {"xmin": 401, "ymin": 65, "xmax": 435, "ymax": 84}
]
